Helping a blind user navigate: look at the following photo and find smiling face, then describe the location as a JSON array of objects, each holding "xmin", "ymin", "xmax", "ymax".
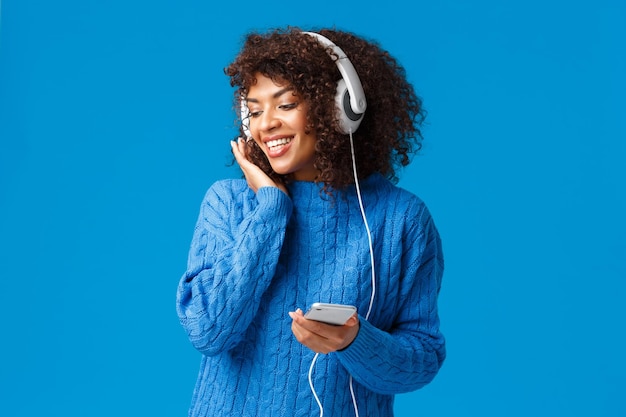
[{"xmin": 245, "ymin": 74, "xmax": 318, "ymax": 181}]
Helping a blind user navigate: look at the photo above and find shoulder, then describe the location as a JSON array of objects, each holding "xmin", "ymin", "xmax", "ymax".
[
  {"xmin": 197, "ymin": 178, "xmax": 253, "ymax": 215},
  {"xmin": 201, "ymin": 178, "xmax": 252, "ymax": 204},
  {"xmin": 205, "ymin": 178, "xmax": 250, "ymax": 197},
  {"xmin": 201, "ymin": 179, "xmax": 293, "ymax": 221},
  {"xmin": 365, "ymin": 174, "xmax": 431, "ymax": 219}
]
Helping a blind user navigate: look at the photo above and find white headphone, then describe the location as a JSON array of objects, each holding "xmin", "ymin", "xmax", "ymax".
[{"xmin": 240, "ymin": 31, "xmax": 367, "ymax": 139}]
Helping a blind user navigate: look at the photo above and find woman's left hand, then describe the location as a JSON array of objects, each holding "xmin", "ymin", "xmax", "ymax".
[{"xmin": 289, "ymin": 309, "xmax": 360, "ymax": 354}]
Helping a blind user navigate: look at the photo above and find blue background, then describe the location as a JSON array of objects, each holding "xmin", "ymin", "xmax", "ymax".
[{"xmin": 1, "ymin": 0, "xmax": 624, "ymax": 415}]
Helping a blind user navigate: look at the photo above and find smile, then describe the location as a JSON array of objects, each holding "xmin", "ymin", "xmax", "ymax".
[{"xmin": 266, "ymin": 137, "xmax": 293, "ymax": 150}]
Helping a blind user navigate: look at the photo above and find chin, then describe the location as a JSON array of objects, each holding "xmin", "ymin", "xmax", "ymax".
[
  {"xmin": 268, "ymin": 163, "xmax": 291, "ymax": 176},
  {"xmin": 271, "ymin": 169, "xmax": 293, "ymax": 177}
]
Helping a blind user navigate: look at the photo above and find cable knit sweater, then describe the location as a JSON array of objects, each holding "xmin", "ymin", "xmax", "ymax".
[{"xmin": 176, "ymin": 173, "xmax": 445, "ymax": 417}]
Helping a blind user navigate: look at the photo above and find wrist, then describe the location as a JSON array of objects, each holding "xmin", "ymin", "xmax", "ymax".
[{"xmin": 337, "ymin": 321, "xmax": 360, "ymax": 352}]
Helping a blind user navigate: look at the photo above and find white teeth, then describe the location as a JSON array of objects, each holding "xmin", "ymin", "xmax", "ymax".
[{"xmin": 266, "ymin": 137, "xmax": 292, "ymax": 148}]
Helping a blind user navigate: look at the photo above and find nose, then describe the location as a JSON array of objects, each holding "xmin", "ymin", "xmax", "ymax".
[{"xmin": 257, "ymin": 109, "xmax": 281, "ymax": 133}]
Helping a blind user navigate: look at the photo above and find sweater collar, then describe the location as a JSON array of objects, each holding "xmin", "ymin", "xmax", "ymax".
[{"xmin": 286, "ymin": 173, "xmax": 387, "ymax": 202}]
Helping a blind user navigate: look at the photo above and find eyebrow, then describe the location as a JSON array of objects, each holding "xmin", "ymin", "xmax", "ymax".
[{"xmin": 246, "ymin": 87, "xmax": 295, "ymax": 103}]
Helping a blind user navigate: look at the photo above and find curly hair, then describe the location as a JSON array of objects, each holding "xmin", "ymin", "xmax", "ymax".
[{"xmin": 224, "ymin": 26, "xmax": 426, "ymax": 190}]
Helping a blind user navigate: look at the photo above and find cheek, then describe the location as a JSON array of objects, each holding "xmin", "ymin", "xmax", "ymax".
[{"xmin": 293, "ymin": 112, "xmax": 310, "ymax": 131}]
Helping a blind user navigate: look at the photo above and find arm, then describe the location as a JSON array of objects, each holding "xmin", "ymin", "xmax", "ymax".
[
  {"xmin": 176, "ymin": 181, "xmax": 293, "ymax": 356},
  {"xmin": 335, "ymin": 208, "xmax": 446, "ymax": 394}
]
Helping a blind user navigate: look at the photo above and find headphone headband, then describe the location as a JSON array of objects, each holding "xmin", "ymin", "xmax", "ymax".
[
  {"xmin": 302, "ymin": 32, "xmax": 367, "ymax": 115},
  {"xmin": 240, "ymin": 30, "xmax": 367, "ymax": 139}
]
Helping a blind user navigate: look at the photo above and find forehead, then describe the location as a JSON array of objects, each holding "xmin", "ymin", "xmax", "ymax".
[{"xmin": 246, "ymin": 74, "xmax": 295, "ymax": 100}]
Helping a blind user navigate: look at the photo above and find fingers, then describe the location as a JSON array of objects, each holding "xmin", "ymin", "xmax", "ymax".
[
  {"xmin": 289, "ymin": 309, "xmax": 359, "ymax": 354},
  {"xmin": 230, "ymin": 138, "xmax": 288, "ymax": 195},
  {"xmin": 230, "ymin": 138, "xmax": 251, "ymax": 169},
  {"xmin": 230, "ymin": 138, "xmax": 270, "ymax": 193}
]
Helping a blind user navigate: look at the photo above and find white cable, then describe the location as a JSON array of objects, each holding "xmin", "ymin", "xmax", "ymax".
[
  {"xmin": 348, "ymin": 130, "xmax": 377, "ymax": 417},
  {"xmin": 349, "ymin": 374, "xmax": 359, "ymax": 416},
  {"xmin": 348, "ymin": 131, "xmax": 376, "ymax": 321},
  {"xmin": 309, "ymin": 352, "xmax": 323, "ymax": 417},
  {"xmin": 310, "ymin": 131, "xmax": 377, "ymax": 417}
]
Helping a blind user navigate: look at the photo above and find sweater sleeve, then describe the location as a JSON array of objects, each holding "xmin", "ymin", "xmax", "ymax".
[
  {"xmin": 335, "ymin": 206, "xmax": 445, "ymax": 394},
  {"xmin": 176, "ymin": 182, "xmax": 293, "ymax": 356}
]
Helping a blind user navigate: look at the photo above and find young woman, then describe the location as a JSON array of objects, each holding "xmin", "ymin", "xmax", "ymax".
[{"xmin": 176, "ymin": 27, "xmax": 445, "ymax": 417}]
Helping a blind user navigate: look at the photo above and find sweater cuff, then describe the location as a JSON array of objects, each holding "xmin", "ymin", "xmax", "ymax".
[
  {"xmin": 256, "ymin": 186, "xmax": 293, "ymax": 220},
  {"xmin": 335, "ymin": 316, "xmax": 385, "ymax": 365}
]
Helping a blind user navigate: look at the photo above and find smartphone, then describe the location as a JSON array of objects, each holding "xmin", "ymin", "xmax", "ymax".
[{"xmin": 304, "ymin": 303, "xmax": 357, "ymax": 326}]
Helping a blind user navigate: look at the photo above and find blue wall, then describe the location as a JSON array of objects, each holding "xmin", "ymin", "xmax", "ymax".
[{"xmin": 1, "ymin": 1, "xmax": 624, "ymax": 415}]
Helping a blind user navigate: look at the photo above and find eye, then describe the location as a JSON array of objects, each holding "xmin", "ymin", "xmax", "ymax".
[
  {"xmin": 249, "ymin": 110, "xmax": 262, "ymax": 118},
  {"xmin": 279, "ymin": 102, "xmax": 298, "ymax": 110}
]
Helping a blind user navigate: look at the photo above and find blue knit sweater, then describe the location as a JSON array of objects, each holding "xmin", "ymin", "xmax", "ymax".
[{"xmin": 176, "ymin": 173, "xmax": 445, "ymax": 417}]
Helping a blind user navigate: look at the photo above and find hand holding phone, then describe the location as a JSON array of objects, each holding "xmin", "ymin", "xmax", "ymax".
[{"xmin": 304, "ymin": 303, "xmax": 357, "ymax": 326}]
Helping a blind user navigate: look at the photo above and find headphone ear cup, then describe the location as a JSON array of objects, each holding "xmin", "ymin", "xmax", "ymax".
[
  {"xmin": 335, "ymin": 78, "xmax": 364, "ymax": 135},
  {"xmin": 240, "ymin": 99, "xmax": 252, "ymax": 140}
]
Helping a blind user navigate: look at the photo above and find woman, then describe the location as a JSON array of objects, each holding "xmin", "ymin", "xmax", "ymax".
[{"xmin": 176, "ymin": 27, "xmax": 445, "ymax": 417}]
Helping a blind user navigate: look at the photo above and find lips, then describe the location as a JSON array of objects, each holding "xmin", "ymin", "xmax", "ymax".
[{"xmin": 264, "ymin": 136, "xmax": 293, "ymax": 157}]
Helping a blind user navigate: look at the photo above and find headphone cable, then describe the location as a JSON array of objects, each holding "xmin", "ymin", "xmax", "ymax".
[{"xmin": 309, "ymin": 131, "xmax": 376, "ymax": 417}]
